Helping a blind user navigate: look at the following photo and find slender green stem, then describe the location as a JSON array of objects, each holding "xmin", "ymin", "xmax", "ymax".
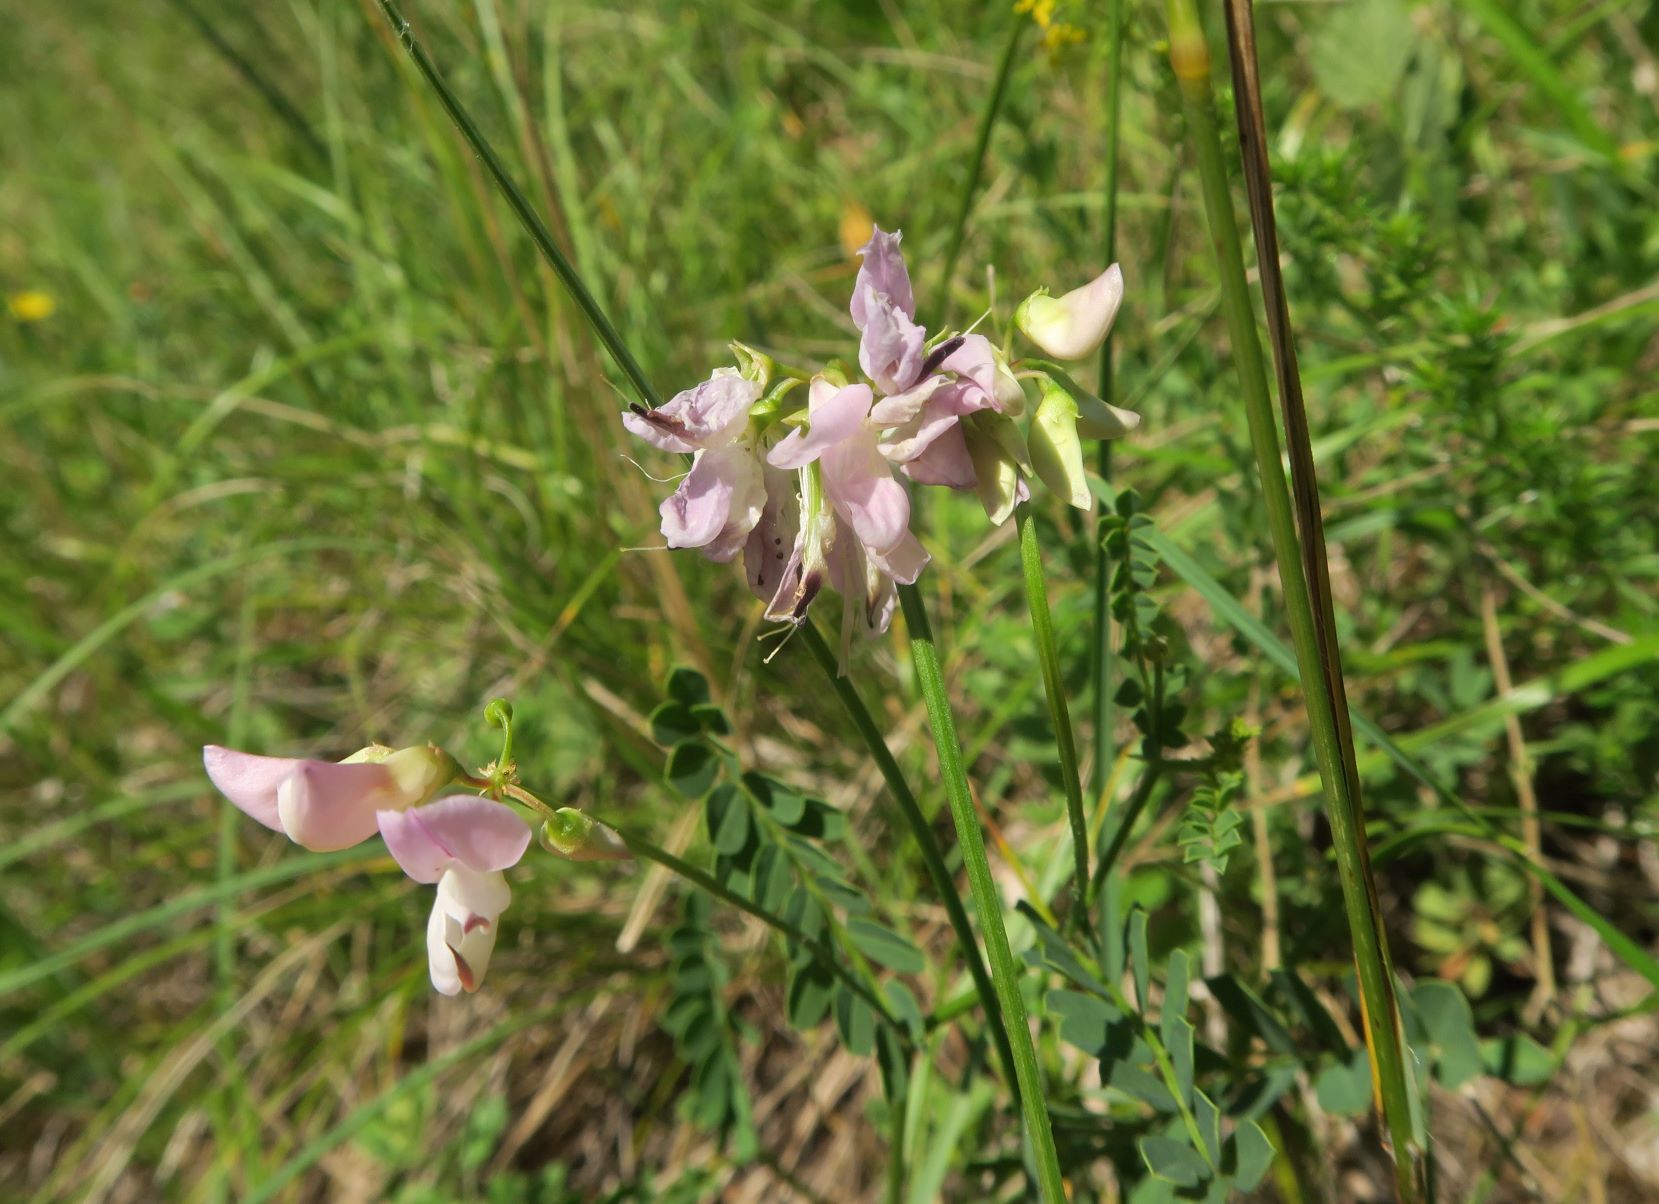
[
  {"xmin": 798, "ymin": 620, "xmax": 1022, "ymax": 1101},
  {"xmin": 374, "ymin": 0, "xmax": 660, "ymax": 408},
  {"xmin": 1090, "ymin": 0, "xmax": 1128, "ymax": 825},
  {"xmin": 935, "ymin": 19, "xmax": 1024, "ymax": 303},
  {"xmin": 1165, "ymin": 4, "xmax": 1420, "ymax": 1198},
  {"xmin": 895, "ymin": 583, "xmax": 1065, "ymax": 1204},
  {"xmin": 1089, "ymin": 760, "xmax": 1163, "ymax": 901},
  {"xmin": 1015, "ymin": 503, "xmax": 1090, "ymax": 927},
  {"xmin": 604, "ymin": 822, "xmax": 903, "ymax": 1036}
]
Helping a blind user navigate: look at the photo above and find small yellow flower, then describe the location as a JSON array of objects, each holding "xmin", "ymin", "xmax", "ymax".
[{"xmin": 7, "ymin": 291, "xmax": 55, "ymax": 323}]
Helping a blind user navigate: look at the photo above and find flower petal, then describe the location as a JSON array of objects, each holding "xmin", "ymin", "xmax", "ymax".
[
  {"xmin": 1015, "ymin": 265, "xmax": 1125, "ymax": 361},
  {"xmin": 820, "ymin": 435, "xmax": 911, "ymax": 555},
  {"xmin": 850, "ymin": 226, "xmax": 914, "ymax": 327},
  {"xmin": 378, "ymin": 796, "xmax": 532, "ymax": 883},
  {"xmin": 203, "ymin": 745, "xmax": 296, "ymax": 832},
  {"xmin": 660, "ymin": 444, "xmax": 762, "ymax": 553},
  {"xmin": 275, "ymin": 760, "xmax": 405, "ymax": 851},
  {"xmin": 857, "ymin": 296, "xmax": 927, "ymax": 395},
  {"xmin": 623, "ymin": 371, "xmax": 759, "ymax": 451},
  {"xmin": 767, "ymin": 380, "xmax": 872, "ymax": 469},
  {"xmin": 744, "ymin": 461, "xmax": 802, "ymax": 603},
  {"xmin": 866, "ymin": 529, "xmax": 929, "ymax": 585},
  {"xmin": 901, "ymin": 424, "xmax": 978, "ymax": 489},
  {"xmin": 427, "ymin": 866, "xmax": 510, "ymax": 994}
]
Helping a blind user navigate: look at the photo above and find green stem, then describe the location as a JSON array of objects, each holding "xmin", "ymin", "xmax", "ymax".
[
  {"xmin": 604, "ymin": 822, "xmax": 903, "ymax": 1037},
  {"xmin": 1165, "ymin": 4, "xmax": 1420, "ymax": 1198},
  {"xmin": 1015, "ymin": 503, "xmax": 1091, "ymax": 927},
  {"xmin": 895, "ymin": 583, "xmax": 1065, "ymax": 1204},
  {"xmin": 374, "ymin": 0, "xmax": 661, "ymax": 408},
  {"xmin": 1089, "ymin": 759, "xmax": 1163, "ymax": 901},
  {"xmin": 935, "ymin": 18, "xmax": 1024, "ymax": 303},
  {"xmin": 1090, "ymin": 0, "xmax": 1128, "ymax": 824},
  {"xmin": 798, "ymin": 620, "xmax": 1022, "ymax": 1102}
]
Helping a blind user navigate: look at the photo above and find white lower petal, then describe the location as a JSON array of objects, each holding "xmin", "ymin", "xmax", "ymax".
[{"xmin": 425, "ymin": 867, "xmax": 511, "ymax": 995}]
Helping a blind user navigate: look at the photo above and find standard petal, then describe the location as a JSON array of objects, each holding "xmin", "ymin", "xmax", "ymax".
[
  {"xmin": 820, "ymin": 435, "xmax": 911, "ymax": 555},
  {"xmin": 857, "ymin": 297, "xmax": 927, "ymax": 395},
  {"xmin": 767, "ymin": 380, "xmax": 873, "ymax": 469},
  {"xmin": 203, "ymin": 746, "xmax": 296, "ymax": 832},
  {"xmin": 275, "ymin": 760, "xmax": 403, "ymax": 851},
  {"xmin": 378, "ymin": 796, "xmax": 532, "ymax": 883},
  {"xmin": 850, "ymin": 226, "xmax": 915, "ymax": 326}
]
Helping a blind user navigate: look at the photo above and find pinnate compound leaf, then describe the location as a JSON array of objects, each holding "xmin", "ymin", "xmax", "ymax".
[{"xmin": 846, "ymin": 918, "xmax": 924, "ymax": 975}]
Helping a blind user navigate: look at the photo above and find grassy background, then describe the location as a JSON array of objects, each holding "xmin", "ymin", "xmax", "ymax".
[{"xmin": 2, "ymin": 0, "xmax": 1657, "ymax": 1199}]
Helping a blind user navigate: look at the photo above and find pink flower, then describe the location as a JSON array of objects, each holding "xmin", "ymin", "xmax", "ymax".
[
  {"xmin": 203, "ymin": 743, "xmax": 456, "ymax": 852},
  {"xmin": 623, "ymin": 370, "xmax": 770, "ymax": 563},
  {"xmin": 768, "ymin": 377, "xmax": 929, "ymax": 585},
  {"xmin": 377, "ymin": 797, "xmax": 532, "ymax": 995}
]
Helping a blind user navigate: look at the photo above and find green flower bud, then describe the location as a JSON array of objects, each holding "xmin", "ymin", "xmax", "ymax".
[
  {"xmin": 963, "ymin": 413, "xmax": 1029, "ymax": 526},
  {"xmin": 1028, "ymin": 379, "xmax": 1092, "ymax": 510},
  {"xmin": 540, "ymin": 808, "xmax": 632, "ymax": 862}
]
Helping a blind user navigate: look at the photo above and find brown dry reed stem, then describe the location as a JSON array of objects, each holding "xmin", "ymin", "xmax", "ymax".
[{"xmin": 1172, "ymin": 1, "xmax": 1423, "ymax": 1197}]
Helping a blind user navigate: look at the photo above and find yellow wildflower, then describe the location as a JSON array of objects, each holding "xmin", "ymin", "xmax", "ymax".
[{"xmin": 7, "ymin": 291, "xmax": 55, "ymax": 323}]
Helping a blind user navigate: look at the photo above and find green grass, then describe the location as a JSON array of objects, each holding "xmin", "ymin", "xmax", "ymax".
[{"xmin": 3, "ymin": 0, "xmax": 1658, "ymax": 1199}]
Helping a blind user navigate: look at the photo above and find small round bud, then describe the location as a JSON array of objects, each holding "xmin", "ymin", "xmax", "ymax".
[
  {"xmin": 540, "ymin": 809, "xmax": 632, "ymax": 862},
  {"xmin": 484, "ymin": 698, "xmax": 514, "ymax": 730}
]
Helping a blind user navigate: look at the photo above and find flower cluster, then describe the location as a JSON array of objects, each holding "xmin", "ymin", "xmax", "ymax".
[
  {"xmin": 623, "ymin": 226, "xmax": 1138, "ymax": 661},
  {"xmin": 204, "ymin": 739, "xmax": 624, "ymax": 995}
]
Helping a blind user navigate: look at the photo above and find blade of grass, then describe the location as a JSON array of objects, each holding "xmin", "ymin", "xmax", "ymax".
[
  {"xmin": 374, "ymin": 0, "xmax": 660, "ymax": 408},
  {"xmin": 1166, "ymin": 4, "xmax": 1421, "ymax": 1197},
  {"xmin": 896, "ymin": 583, "xmax": 1065, "ymax": 1204}
]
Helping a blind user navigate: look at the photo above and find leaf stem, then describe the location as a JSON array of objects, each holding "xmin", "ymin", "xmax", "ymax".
[
  {"xmin": 798, "ymin": 620, "xmax": 1022, "ymax": 1101},
  {"xmin": 1015, "ymin": 503, "xmax": 1091, "ymax": 928},
  {"xmin": 602, "ymin": 821, "xmax": 904, "ymax": 1037},
  {"xmin": 1165, "ymin": 3, "xmax": 1420, "ymax": 1197},
  {"xmin": 895, "ymin": 583, "xmax": 1065, "ymax": 1204}
]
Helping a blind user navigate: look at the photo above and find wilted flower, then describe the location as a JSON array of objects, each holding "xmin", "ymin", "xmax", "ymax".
[
  {"xmin": 204, "ymin": 743, "xmax": 458, "ymax": 852},
  {"xmin": 378, "ymin": 796, "xmax": 532, "ymax": 995},
  {"xmin": 1015, "ymin": 264, "xmax": 1124, "ymax": 361}
]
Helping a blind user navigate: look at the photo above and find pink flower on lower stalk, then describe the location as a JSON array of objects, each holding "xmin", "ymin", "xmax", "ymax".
[
  {"xmin": 203, "ymin": 743, "xmax": 457, "ymax": 852},
  {"xmin": 377, "ymin": 796, "xmax": 532, "ymax": 996},
  {"xmin": 768, "ymin": 377, "xmax": 929, "ymax": 585}
]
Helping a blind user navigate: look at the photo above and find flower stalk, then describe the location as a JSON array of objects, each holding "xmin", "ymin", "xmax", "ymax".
[
  {"xmin": 895, "ymin": 583, "xmax": 1065, "ymax": 1204},
  {"xmin": 797, "ymin": 619, "xmax": 1021, "ymax": 1101},
  {"xmin": 1165, "ymin": 2, "xmax": 1421, "ymax": 1197},
  {"xmin": 1014, "ymin": 503, "xmax": 1091, "ymax": 927}
]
